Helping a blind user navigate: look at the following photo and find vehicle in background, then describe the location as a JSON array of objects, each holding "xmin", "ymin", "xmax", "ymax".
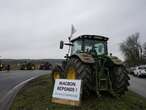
[
  {"xmin": 0, "ymin": 64, "xmax": 5, "ymax": 71},
  {"xmin": 39, "ymin": 62, "xmax": 52, "ymax": 70},
  {"xmin": 5, "ymin": 64, "xmax": 10, "ymax": 71},
  {"xmin": 20, "ymin": 63, "xmax": 35, "ymax": 70},
  {"xmin": 133, "ymin": 65, "xmax": 146, "ymax": 77},
  {"xmin": 0, "ymin": 64, "xmax": 11, "ymax": 71},
  {"xmin": 129, "ymin": 67, "xmax": 135, "ymax": 75}
]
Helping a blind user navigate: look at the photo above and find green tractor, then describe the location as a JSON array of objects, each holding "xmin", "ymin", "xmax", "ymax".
[
  {"xmin": 20, "ymin": 63, "xmax": 35, "ymax": 70},
  {"xmin": 52, "ymin": 35, "xmax": 130, "ymax": 97}
]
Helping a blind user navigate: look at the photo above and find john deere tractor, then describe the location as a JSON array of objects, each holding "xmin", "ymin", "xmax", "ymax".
[{"xmin": 52, "ymin": 35, "xmax": 130, "ymax": 97}]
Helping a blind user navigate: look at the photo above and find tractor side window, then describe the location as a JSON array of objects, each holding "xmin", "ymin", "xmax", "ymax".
[{"xmin": 71, "ymin": 40, "xmax": 82, "ymax": 54}]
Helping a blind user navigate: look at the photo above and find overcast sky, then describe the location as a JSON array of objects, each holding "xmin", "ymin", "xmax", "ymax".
[{"xmin": 0, "ymin": 0, "xmax": 146, "ymax": 59}]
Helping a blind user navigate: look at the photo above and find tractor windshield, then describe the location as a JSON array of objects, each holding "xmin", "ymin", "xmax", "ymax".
[
  {"xmin": 71, "ymin": 39, "xmax": 107, "ymax": 55},
  {"xmin": 84, "ymin": 39, "xmax": 106, "ymax": 55}
]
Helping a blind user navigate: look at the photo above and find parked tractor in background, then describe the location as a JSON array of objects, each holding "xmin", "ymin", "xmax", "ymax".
[
  {"xmin": 39, "ymin": 62, "xmax": 52, "ymax": 70},
  {"xmin": 20, "ymin": 63, "xmax": 35, "ymax": 70},
  {"xmin": 52, "ymin": 35, "xmax": 130, "ymax": 97},
  {"xmin": 0, "ymin": 64, "xmax": 10, "ymax": 71},
  {"xmin": 0, "ymin": 64, "xmax": 5, "ymax": 71}
]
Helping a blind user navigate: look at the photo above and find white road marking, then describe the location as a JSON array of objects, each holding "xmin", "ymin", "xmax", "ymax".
[{"xmin": 0, "ymin": 75, "xmax": 39, "ymax": 110}]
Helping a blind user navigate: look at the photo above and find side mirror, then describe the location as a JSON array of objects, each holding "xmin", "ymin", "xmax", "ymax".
[
  {"xmin": 110, "ymin": 53, "xmax": 112, "ymax": 56},
  {"xmin": 60, "ymin": 41, "xmax": 64, "ymax": 49}
]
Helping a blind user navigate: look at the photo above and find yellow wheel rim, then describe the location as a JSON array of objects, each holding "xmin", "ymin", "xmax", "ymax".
[
  {"xmin": 67, "ymin": 67, "xmax": 76, "ymax": 79},
  {"xmin": 53, "ymin": 72, "xmax": 60, "ymax": 80},
  {"xmin": 32, "ymin": 66, "xmax": 35, "ymax": 70}
]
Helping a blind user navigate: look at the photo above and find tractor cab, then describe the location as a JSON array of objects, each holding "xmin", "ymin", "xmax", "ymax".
[{"xmin": 70, "ymin": 35, "xmax": 109, "ymax": 56}]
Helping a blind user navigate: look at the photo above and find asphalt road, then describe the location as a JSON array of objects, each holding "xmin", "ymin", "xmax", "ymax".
[
  {"xmin": 129, "ymin": 75, "xmax": 146, "ymax": 98},
  {"xmin": 0, "ymin": 70, "xmax": 50, "ymax": 110}
]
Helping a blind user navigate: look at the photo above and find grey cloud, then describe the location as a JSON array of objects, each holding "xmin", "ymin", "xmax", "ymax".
[{"xmin": 0, "ymin": 0, "xmax": 146, "ymax": 59}]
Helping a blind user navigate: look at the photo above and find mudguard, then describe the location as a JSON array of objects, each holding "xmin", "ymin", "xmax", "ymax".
[
  {"xmin": 110, "ymin": 56, "xmax": 123, "ymax": 65},
  {"xmin": 71, "ymin": 53, "xmax": 95, "ymax": 63}
]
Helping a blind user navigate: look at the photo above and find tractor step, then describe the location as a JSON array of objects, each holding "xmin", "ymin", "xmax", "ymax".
[{"xmin": 99, "ymin": 78, "xmax": 108, "ymax": 90}]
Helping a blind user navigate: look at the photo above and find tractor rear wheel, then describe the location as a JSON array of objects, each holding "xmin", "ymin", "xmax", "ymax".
[
  {"xmin": 111, "ymin": 66, "xmax": 130, "ymax": 96},
  {"xmin": 65, "ymin": 57, "xmax": 93, "ymax": 97}
]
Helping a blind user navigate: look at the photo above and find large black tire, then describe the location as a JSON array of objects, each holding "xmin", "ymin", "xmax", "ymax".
[
  {"xmin": 65, "ymin": 57, "xmax": 94, "ymax": 97},
  {"xmin": 111, "ymin": 66, "xmax": 130, "ymax": 96}
]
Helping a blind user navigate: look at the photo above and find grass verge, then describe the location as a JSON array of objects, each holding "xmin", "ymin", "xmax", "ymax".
[{"xmin": 10, "ymin": 74, "xmax": 146, "ymax": 110}]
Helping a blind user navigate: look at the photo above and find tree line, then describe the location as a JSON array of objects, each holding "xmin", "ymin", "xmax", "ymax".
[{"xmin": 120, "ymin": 33, "xmax": 146, "ymax": 67}]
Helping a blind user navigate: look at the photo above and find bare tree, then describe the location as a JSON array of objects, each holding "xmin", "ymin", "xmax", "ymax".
[
  {"xmin": 120, "ymin": 33, "xmax": 142, "ymax": 66},
  {"xmin": 142, "ymin": 42, "xmax": 146, "ymax": 61}
]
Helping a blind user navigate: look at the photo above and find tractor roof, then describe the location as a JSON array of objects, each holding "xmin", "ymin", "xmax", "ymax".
[{"xmin": 71, "ymin": 35, "xmax": 109, "ymax": 42}]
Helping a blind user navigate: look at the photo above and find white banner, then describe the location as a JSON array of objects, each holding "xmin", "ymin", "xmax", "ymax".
[{"xmin": 52, "ymin": 79, "xmax": 81, "ymax": 101}]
